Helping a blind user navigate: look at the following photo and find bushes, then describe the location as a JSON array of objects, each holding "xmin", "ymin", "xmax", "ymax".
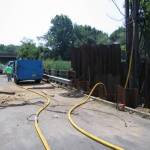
[{"xmin": 44, "ymin": 59, "xmax": 71, "ymax": 71}]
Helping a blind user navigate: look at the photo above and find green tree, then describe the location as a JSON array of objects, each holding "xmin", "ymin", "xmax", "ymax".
[
  {"xmin": 140, "ymin": 0, "xmax": 150, "ymax": 56},
  {"xmin": 96, "ymin": 31, "xmax": 109, "ymax": 45},
  {"xmin": 0, "ymin": 44, "xmax": 19, "ymax": 53},
  {"xmin": 109, "ymin": 27, "xmax": 125, "ymax": 49},
  {"xmin": 0, "ymin": 44, "xmax": 5, "ymax": 53},
  {"xmin": 38, "ymin": 46, "xmax": 51, "ymax": 60},
  {"xmin": 44, "ymin": 15, "xmax": 74, "ymax": 60},
  {"xmin": 73, "ymin": 24, "xmax": 109, "ymax": 47},
  {"xmin": 18, "ymin": 39, "xmax": 39, "ymax": 59}
]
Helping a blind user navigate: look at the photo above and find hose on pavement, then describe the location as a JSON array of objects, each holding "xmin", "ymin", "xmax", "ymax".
[
  {"xmin": 68, "ymin": 82, "xmax": 124, "ymax": 150},
  {"xmin": 19, "ymin": 85, "xmax": 52, "ymax": 150}
]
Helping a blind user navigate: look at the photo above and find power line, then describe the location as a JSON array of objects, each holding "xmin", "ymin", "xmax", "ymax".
[
  {"xmin": 106, "ymin": 14, "xmax": 124, "ymax": 22},
  {"xmin": 111, "ymin": 0, "xmax": 125, "ymax": 16}
]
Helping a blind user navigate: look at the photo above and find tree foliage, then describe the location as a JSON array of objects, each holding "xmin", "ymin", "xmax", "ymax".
[
  {"xmin": 17, "ymin": 39, "xmax": 54, "ymax": 60},
  {"xmin": 37, "ymin": 46, "xmax": 51, "ymax": 60},
  {"xmin": 18, "ymin": 39, "xmax": 39, "ymax": 59},
  {"xmin": 43, "ymin": 15, "xmax": 109, "ymax": 60},
  {"xmin": 0, "ymin": 44, "xmax": 19, "ymax": 53},
  {"xmin": 109, "ymin": 27, "xmax": 125, "ymax": 50},
  {"xmin": 17, "ymin": 15, "xmax": 111, "ymax": 60},
  {"xmin": 140, "ymin": 0, "xmax": 150, "ymax": 56},
  {"xmin": 73, "ymin": 24, "xmax": 109, "ymax": 47},
  {"xmin": 44, "ymin": 15, "xmax": 74, "ymax": 60}
]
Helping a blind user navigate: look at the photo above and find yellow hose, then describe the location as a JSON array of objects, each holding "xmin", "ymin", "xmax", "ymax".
[
  {"xmin": 19, "ymin": 86, "xmax": 52, "ymax": 150},
  {"xmin": 124, "ymin": 20, "xmax": 135, "ymax": 89},
  {"xmin": 124, "ymin": 41, "xmax": 133, "ymax": 89},
  {"xmin": 68, "ymin": 82, "xmax": 124, "ymax": 150}
]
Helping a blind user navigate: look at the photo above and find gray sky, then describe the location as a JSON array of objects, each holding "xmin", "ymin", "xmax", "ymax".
[{"xmin": 0, "ymin": 0, "xmax": 124, "ymax": 45}]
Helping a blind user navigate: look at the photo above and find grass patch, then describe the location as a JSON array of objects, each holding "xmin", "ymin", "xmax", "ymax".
[{"xmin": 44, "ymin": 59, "xmax": 71, "ymax": 71}]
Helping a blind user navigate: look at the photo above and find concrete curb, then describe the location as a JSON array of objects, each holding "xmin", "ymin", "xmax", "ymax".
[
  {"xmin": 60, "ymin": 86, "xmax": 150, "ymax": 119},
  {"xmin": 88, "ymin": 95, "xmax": 150, "ymax": 120}
]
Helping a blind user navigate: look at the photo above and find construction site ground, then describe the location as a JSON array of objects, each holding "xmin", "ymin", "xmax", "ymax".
[{"xmin": 0, "ymin": 75, "xmax": 150, "ymax": 150}]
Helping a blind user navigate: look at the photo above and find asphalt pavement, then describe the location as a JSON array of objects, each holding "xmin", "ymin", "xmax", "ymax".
[{"xmin": 0, "ymin": 75, "xmax": 150, "ymax": 150}]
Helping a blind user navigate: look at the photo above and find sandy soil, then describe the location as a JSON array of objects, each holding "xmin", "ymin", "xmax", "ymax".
[{"xmin": 0, "ymin": 76, "xmax": 57, "ymax": 104}]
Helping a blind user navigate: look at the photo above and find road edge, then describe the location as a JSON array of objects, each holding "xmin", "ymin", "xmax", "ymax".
[{"xmin": 88, "ymin": 95, "xmax": 150, "ymax": 120}]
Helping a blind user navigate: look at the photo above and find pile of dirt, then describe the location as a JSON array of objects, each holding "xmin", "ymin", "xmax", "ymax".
[
  {"xmin": 0, "ymin": 84, "xmax": 39, "ymax": 104},
  {"xmin": 60, "ymin": 89, "xmax": 84, "ymax": 98},
  {"xmin": 136, "ymin": 107, "xmax": 150, "ymax": 113},
  {"xmin": 0, "ymin": 91, "xmax": 40, "ymax": 104},
  {"xmin": 0, "ymin": 83, "xmax": 55, "ymax": 104}
]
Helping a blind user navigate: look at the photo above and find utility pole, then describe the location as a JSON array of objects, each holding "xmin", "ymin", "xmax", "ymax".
[
  {"xmin": 132, "ymin": 0, "xmax": 140, "ymax": 88},
  {"xmin": 125, "ymin": 0, "xmax": 130, "ymax": 55},
  {"xmin": 125, "ymin": 0, "xmax": 131, "ymax": 88},
  {"xmin": 125, "ymin": 0, "xmax": 132, "ymax": 88}
]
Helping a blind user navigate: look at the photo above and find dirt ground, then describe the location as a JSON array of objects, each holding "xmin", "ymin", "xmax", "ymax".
[{"xmin": 0, "ymin": 76, "xmax": 57, "ymax": 104}]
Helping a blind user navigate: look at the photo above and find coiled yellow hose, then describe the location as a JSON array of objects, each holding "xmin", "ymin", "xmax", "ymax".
[
  {"xmin": 19, "ymin": 86, "xmax": 52, "ymax": 150},
  {"xmin": 68, "ymin": 82, "xmax": 124, "ymax": 150}
]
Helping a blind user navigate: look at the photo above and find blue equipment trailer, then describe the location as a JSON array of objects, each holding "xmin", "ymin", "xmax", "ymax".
[{"xmin": 14, "ymin": 59, "xmax": 43, "ymax": 84}]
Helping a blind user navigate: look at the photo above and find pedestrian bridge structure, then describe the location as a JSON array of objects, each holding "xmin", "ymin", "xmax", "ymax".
[{"xmin": 0, "ymin": 53, "xmax": 17, "ymax": 64}]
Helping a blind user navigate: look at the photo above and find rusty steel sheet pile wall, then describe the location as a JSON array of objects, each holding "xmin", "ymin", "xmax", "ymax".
[
  {"xmin": 145, "ymin": 59, "xmax": 150, "ymax": 107},
  {"xmin": 71, "ymin": 44, "xmax": 121, "ymax": 102}
]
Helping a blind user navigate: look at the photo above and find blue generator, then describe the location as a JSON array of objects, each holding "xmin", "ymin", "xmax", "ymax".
[{"xmin": 14, "ymin": 59, "xmax": 43, "ymax": 84}]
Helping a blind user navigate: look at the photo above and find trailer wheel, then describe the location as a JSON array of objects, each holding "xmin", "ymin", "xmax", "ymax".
[
  {"xmin": 35, "ymin": 79, "xmax": 41, "ymax": 83},
  {"xmin": 14, "ymin": 76, "xmax": 19, "ymax": 84}
]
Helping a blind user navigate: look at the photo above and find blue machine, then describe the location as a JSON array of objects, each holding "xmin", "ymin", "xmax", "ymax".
[{"xmin": 14, "ymin": 59, "xmax": 43, "ymax": 84}]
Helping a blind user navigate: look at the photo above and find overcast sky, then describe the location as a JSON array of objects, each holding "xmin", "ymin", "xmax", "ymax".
[{"xmin": 0, "ymin": 0, "xmax": 124, "ymax": 45}]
